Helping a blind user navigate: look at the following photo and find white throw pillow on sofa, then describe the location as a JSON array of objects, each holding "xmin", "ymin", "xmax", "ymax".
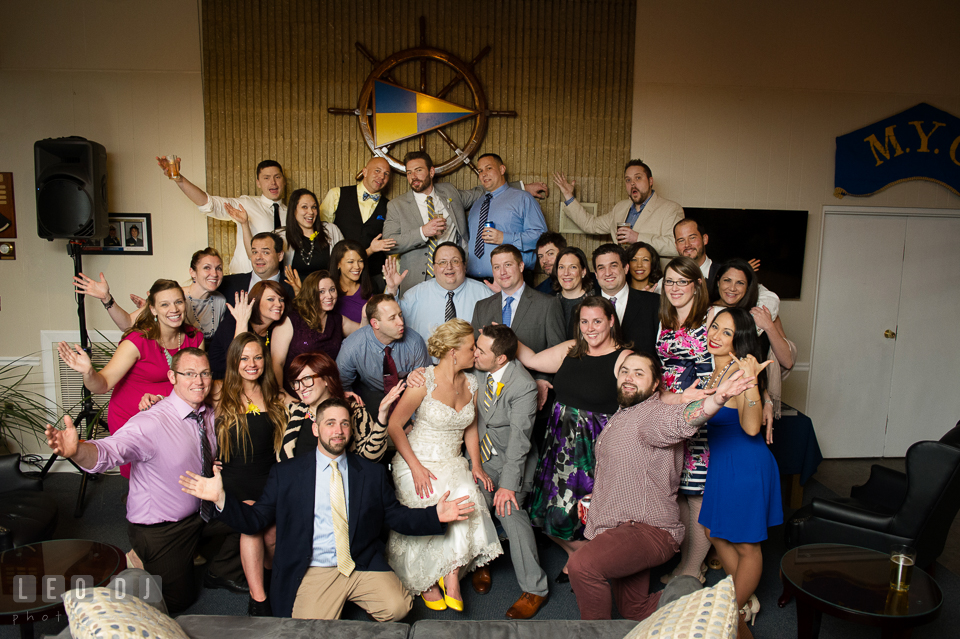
[
  {"xmin": 62, "ymin": 587, "xmax": 188, "ymax": 639},
  {"xmin": 626, "ymin": 575, "xmax": 738, "ymax": 639}
]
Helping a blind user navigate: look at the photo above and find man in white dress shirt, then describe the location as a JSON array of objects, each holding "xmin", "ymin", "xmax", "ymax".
[{"xmin": 157, "ymin": 157, "xmax": 287, "ymax": 274}]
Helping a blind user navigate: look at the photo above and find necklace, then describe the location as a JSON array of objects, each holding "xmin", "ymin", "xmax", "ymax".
[
  {"xmin": 707, "ymin": 359, "xmax": 734, "ymax": 389},
  {"xmin": 442, "ymin": 369, "xmax": 460, "ymax": 395},
  {"xmin": 301, "ymin": 231, "xmax": 317, "ymax": 265},
  {"xmin": 162, "ymin": 331, "xmax": 184, "ymax": 368}
]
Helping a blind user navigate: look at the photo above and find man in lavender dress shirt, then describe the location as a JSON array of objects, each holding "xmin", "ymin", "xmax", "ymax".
[{"xmin": 45, "ymin": 348, "xmax": 231, "ymax": 613}]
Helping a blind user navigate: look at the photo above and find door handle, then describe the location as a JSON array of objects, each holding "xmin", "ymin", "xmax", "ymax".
[{"xmin": 884, "ymin": 330, "xmax": 897, "ymax": 339}]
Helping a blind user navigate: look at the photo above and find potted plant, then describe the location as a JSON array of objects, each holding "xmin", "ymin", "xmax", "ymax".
[{"xmin": 0, "ymin": 355, "xmax": 61, "ymax": 456}]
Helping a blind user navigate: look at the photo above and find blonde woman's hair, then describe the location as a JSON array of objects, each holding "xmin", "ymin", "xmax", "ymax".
[{"xmin": 427, "ymin": 319, "xmax": 474, "ymax": 360}]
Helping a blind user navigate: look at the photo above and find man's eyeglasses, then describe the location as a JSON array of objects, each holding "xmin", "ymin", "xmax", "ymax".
[
  {"xmin": 174, "ymin": 371, "xmax": 213, "ymax": 380},
  {"xmin": 292, "ymin": 374, "xmax": 322, "ymax": 391},
  {"xmin": 434, "ymin": 259, "xmax": 463, "ymax": 269},
  {"xmin": 663, "ymin": 278, "xmax": 694, "ymax": 288}
]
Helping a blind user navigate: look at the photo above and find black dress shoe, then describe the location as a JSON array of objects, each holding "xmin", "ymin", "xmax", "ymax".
[
  {"xmin": 555, "ymin": 572, "xmax": 569, "ymax": 584},
  {"xmin": 248, "ymin": 596, "xmax": 272, "ymax": 617},
  {"xmin": 204, "ymin": 572, "xmax": 250, "ymax": 594}
]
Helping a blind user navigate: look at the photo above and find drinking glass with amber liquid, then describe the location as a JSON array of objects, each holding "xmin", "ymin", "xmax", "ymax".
[{"xmin": 889, "ymin": 545, "xmax": 916, "ymax": 592}]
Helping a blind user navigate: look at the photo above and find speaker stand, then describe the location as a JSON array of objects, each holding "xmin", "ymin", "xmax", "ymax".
[{"xmin": 39, "ymin": 241, "xmax": 103, "ymax": 518}]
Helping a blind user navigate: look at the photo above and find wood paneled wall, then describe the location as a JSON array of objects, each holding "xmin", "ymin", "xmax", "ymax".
[{"xmin": 201, "ymin": 0, "xmax": 636, "ymax": 271}]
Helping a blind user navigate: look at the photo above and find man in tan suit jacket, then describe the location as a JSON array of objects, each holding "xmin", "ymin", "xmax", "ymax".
[{"xmin": 552, "ymin": 159, "xmax": 684, "ymax": 258}]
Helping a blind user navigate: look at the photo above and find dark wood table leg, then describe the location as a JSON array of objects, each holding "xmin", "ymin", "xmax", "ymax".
[
  {"xmin": 795, "ymin": 595, "xmax": 822, "ymax": 639},
  {"xmin": 779, "ymin": 570, "xmax": 794, "ymax": 607},
  {"xmin": 19, "ymin": 621, "xmax": 35, "ymax": 639}
]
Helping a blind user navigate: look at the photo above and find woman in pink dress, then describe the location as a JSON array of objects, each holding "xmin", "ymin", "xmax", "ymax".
[{"xmin": 58, "ymin": 279, "xmax": 203, "ymax": 478}]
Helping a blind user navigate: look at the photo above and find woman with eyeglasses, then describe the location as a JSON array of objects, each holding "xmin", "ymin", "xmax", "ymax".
[
  {"xmin": 278, "ymin": 351, "xmax": 403, "ymax": 462},
  {"xmin": 213, "ymin": 333, "xmax": 287, "ymax": 616},
  {"xmin": 270, "ymin": 270, "xmax": 361, "ymax": 396},
  {"xmin": 57, "ymin": 279, "xmax": 204, "ymax": 479},
  {"xmin": 654, "ymin": 256, "xmax": 714, "ymax": 585}
]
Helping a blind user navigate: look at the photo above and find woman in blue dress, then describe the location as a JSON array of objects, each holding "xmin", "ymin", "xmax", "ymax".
[{"xmin": 698, "ymin": 307, "xmax": 780, "ymax": 624}]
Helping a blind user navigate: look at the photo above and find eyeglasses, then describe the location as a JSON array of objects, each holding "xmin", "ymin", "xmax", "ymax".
[
  {"xmin": 292, "ymin": 374, "xmax": 322, "ymax": 391},
  {"xmin": 434, "ymin": 259, "xmax": 463, "ymax": 268},
  {"xmin": 174, "ymin": 371, "xmax": 212, "ymax": 380},
  {"xmin": 663, "ymin": 278, "xmax": 694, "ymax": 288}
]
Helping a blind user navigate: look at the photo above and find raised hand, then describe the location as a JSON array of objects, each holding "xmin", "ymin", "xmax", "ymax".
[
  {"xmin": 284, "ymin": 266, "xmax": 303, "ymax": 296},
  {"xmin": 713, "ymin": 368, "xmax": 757, "ymax": 405},
  {"xmin": 382, "ymin": 256, "xmax": 408, "ymax": 295},
  {"xmin": 156, "ymin": 155, "xmax": 181, "ymax": 179},
  {"xmin": 435, "ymin": 491, "xmax": 476, "ymax": 523},
  {"xmin": 368, "ymin": 234, "xmax": 397, "ymax": 254},
  {"xmin": 525, "ymin": 182, "xmax": 549, "ymax": 200},
  {"xmin": 748, "ymin": 258, "xmax": 761, "ymax": 272},
  {"xmin": 730, "ymin": 352, "xmax": 772, "ymax": 381},
  {"xmin": 58, "ymin": 342, "xmax": 93, "ymax": 375},
  {"xmin": 74, "ymin": 272, "xmax": 110, "ymax": 302},
  {"xmin": 226, "ymin": 290, "xmax": 254, "ymax": 327},
  {"xmin": 179, "ymin": 466, "xmax": 226, "ymax": 509},
  {"xmin": 552, "ymin": 172, "xmax": 576, "ymax": 201},
  {"xmin": 224, "ymin": 202, "xmax": 249, "ymax": 225},
  {"xmin": 378, "ymin": 381, "xmax": 405, "ymax": 425},
  {"xmin": 45, "ymin": 415, "xmax": 79, "ymax": 459},
  {"xmin": 130, "ymin": 293, "xmax": 147, "ymax": 309},
  {"xmin": 412, "ymin": 462, "xmax": 438, "ymax": 499},
  {"xmin": 482, "ymin": 279, "xmax": 502, "ymax": 294}
]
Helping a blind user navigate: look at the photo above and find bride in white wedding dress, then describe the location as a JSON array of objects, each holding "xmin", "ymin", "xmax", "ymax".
[{"xmin": 386, "ymin": 319, "xmax": 502, "ymax": 612}]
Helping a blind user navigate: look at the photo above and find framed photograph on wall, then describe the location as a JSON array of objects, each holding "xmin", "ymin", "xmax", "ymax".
[{"xmin": 82, "ymin": 213, "xmax": 153, "ymax": 255}]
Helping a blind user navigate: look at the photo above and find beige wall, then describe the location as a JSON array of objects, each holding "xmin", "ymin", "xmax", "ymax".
[
  {"xmin": 631, "ymin": 0, "xmax": 960, "ymax": 409},
  {"xmin": 0, "ymin": 0, "xmax": 206, "ymax": 359}
]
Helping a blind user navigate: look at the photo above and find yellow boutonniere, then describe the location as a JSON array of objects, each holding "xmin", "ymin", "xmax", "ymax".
[
  {"xmin": 245, "ymin": 402, "xmax": 261, "ymax": 415},
  {"xmin": 308, "ymin": 230, "xmax": 320, "ymax": 241},
  {"xmin": 496, "ymin": 382, "xmax": 505, "ymax": 397}
]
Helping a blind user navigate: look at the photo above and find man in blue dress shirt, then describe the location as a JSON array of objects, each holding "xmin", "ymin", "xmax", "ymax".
[
  {"xmin": 336, "ymin": 294, "xmax": 431, "ymax": 409},
  {"xmin": 466, "ymin": 153, "xmax": 548, "ymax": 279},
  {"xmin": 399, "ymin": 242, "xmax": 491, "ymax": 342}
]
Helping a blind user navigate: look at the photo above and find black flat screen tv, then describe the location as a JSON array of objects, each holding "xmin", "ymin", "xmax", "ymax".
[{"xmin": 682, "ymin": 208, "xmax": 808, "ymax": 300}]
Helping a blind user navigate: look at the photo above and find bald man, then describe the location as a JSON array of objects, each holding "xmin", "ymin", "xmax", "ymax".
[{"xmin": 320, "ymin": 157, "xmax": 397, "ymax": 277}]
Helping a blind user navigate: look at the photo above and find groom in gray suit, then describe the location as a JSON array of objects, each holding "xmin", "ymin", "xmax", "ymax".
[{"xmin": 470, "ymin": 324, "xmax": 549, "ymax": 619}]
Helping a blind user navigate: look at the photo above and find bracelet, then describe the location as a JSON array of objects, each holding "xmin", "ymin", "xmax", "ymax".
[
  {"xmin": 102, "ymin": 295, "xmax": 115, "ymax": 310},
  {"xmin": 765, "ymin": 400, "xmax": 774, "ymax": 406}
]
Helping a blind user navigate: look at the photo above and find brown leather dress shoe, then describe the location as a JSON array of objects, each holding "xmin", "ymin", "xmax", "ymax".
[
  {"xmin": 505, "ymin": 592, "xmax": 547, "ymax": 619},
  {"xmin": 472, "ymin": 566, "xmax": 492, "ymax": 594}
]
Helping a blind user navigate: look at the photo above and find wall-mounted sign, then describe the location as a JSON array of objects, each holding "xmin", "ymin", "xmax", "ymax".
[
  {"xmin": 835, "ymin": 102, "xmax": 960, "ymax": 198},
  {"xmin": 0, "ymin": 172, "xmax": 16, "ymax": 238},
  {"xmin": 327, "ymin": 18, "xmax": 517, "ymax": 176}
]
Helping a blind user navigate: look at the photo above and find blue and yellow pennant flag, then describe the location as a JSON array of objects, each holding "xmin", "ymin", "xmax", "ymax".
[{"xmin": 373, "ymin": 80, "xmax": 476, "ymax": 147}]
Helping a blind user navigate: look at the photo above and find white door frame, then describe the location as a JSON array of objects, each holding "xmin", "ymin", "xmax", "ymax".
[{"xmin": 806, "ymin": 204, "xmax": 960, "ymax": 420}]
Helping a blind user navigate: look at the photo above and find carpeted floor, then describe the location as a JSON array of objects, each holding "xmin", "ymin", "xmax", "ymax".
[{"xmin": 5, "ymin": 470, "xmax": 959, "ymax": 638}]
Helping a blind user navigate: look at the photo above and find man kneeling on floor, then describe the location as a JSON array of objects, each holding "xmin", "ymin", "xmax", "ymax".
[
  {"xmin": 568, "ymin": 353, "xmax": 756, "ymax": 621},
  {"xmin": 179, "ymin": 397, "xmax": 475, "ymax": 620}
]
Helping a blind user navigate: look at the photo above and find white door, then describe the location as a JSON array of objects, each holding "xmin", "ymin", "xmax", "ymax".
[
  {"xmin": 808, "ymin": 214, "xmax": 906, "ymax": 458},
  {"xmin": 883, "ymin": 216, "xmax": 960, "ymax": 455}
]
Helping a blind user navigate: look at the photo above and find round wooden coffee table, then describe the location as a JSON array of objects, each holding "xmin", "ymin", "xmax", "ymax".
[
  {"xmin": 0, "ymin": 539, "xmax": 125, "ymax": 639},
  {"xmin": 780, "ymin": 543, "xmax": 942, "ymax": 638}
]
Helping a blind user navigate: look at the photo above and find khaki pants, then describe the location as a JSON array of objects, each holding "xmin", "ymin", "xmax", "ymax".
[{"xmin": 291, "ymin": 566, "xmax": 412, "ymax": 621}]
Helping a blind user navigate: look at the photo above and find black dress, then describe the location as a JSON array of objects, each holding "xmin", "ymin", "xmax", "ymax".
[{"xmin": 218, "ymin": 412, "xmax": 277, "ymax": 502}]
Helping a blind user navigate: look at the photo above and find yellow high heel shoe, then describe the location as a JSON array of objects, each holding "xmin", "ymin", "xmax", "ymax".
[
  {"xmin": 438, "ymin": 576, "xmax": 464, "ymax": 612},
  {"xmin": 421, "ymin": 590, "xmax": 447, "ymax": 611}
]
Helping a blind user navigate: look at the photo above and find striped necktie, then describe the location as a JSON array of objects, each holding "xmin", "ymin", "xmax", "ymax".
[
  {"xmin": 329, "ymin": 460, "xmax": 355, "ymax": 577},
  {"xmin": 474, "ymin": 193, "xmax": 492, "ymax": 259},
  {"xmin": 483, "ymin": 373, "xmax": 495, "ymax": 409},
  {"xmin": 190, "ymin": 411, "xmax": 214, "ymax": 522},
  {"xmin": 425, "ymin": 196, "xmax": 441, "ymax": 277},
  {"xmin": 445, "ymin": 290, "xmax": 456, "ymax": 322}
]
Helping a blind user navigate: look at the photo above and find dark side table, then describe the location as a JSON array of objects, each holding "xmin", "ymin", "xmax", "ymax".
[
  {"xmin": 780, "ymin": 544, "xmax": 942, "ymax": 638},
  {"xmin": 0, "ymin": 539, "xmax": 125, "ymax": 639}
]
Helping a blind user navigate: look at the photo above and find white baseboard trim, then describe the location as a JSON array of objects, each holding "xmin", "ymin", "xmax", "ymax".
[{"xmin": 0, "ymin": 356, "xmax": 42, "ymax": 367}]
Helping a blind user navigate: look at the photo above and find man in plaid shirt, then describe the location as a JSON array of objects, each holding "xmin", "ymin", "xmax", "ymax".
[{"xmin": 567, "ymin": 353, "xmax": 756, "ymax": 621}]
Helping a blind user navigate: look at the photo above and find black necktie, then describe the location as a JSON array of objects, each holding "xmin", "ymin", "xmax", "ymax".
[
  {"xmin": 272, "ymin": 203, "xmax": 281, "ymax": 229},
  {"xmin": 190, "ymin": 410, "xmax": 215, "ymax": 522},
  {"xmin": 445, "ymin": 290, "xmax": 456, "ymax": 322}
]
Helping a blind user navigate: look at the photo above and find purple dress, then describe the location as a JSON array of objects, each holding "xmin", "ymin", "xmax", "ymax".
[
  {"xmin": 282, "ymin": 308, "xmax": 345, "ymax": 392},
  {"xmin": 334, "ymin": 287, "xmax": 367, "ymax": 324}
]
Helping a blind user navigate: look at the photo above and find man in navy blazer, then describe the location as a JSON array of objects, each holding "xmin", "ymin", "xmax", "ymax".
[{"xmin": 180, "ymin": 398, "xmax": 474, "ymax": 620}]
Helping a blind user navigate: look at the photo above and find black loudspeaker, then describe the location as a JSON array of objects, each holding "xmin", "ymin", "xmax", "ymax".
[{"xmin": 35, "ymin": 137, "xmax": 108, "ymax": 241}]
